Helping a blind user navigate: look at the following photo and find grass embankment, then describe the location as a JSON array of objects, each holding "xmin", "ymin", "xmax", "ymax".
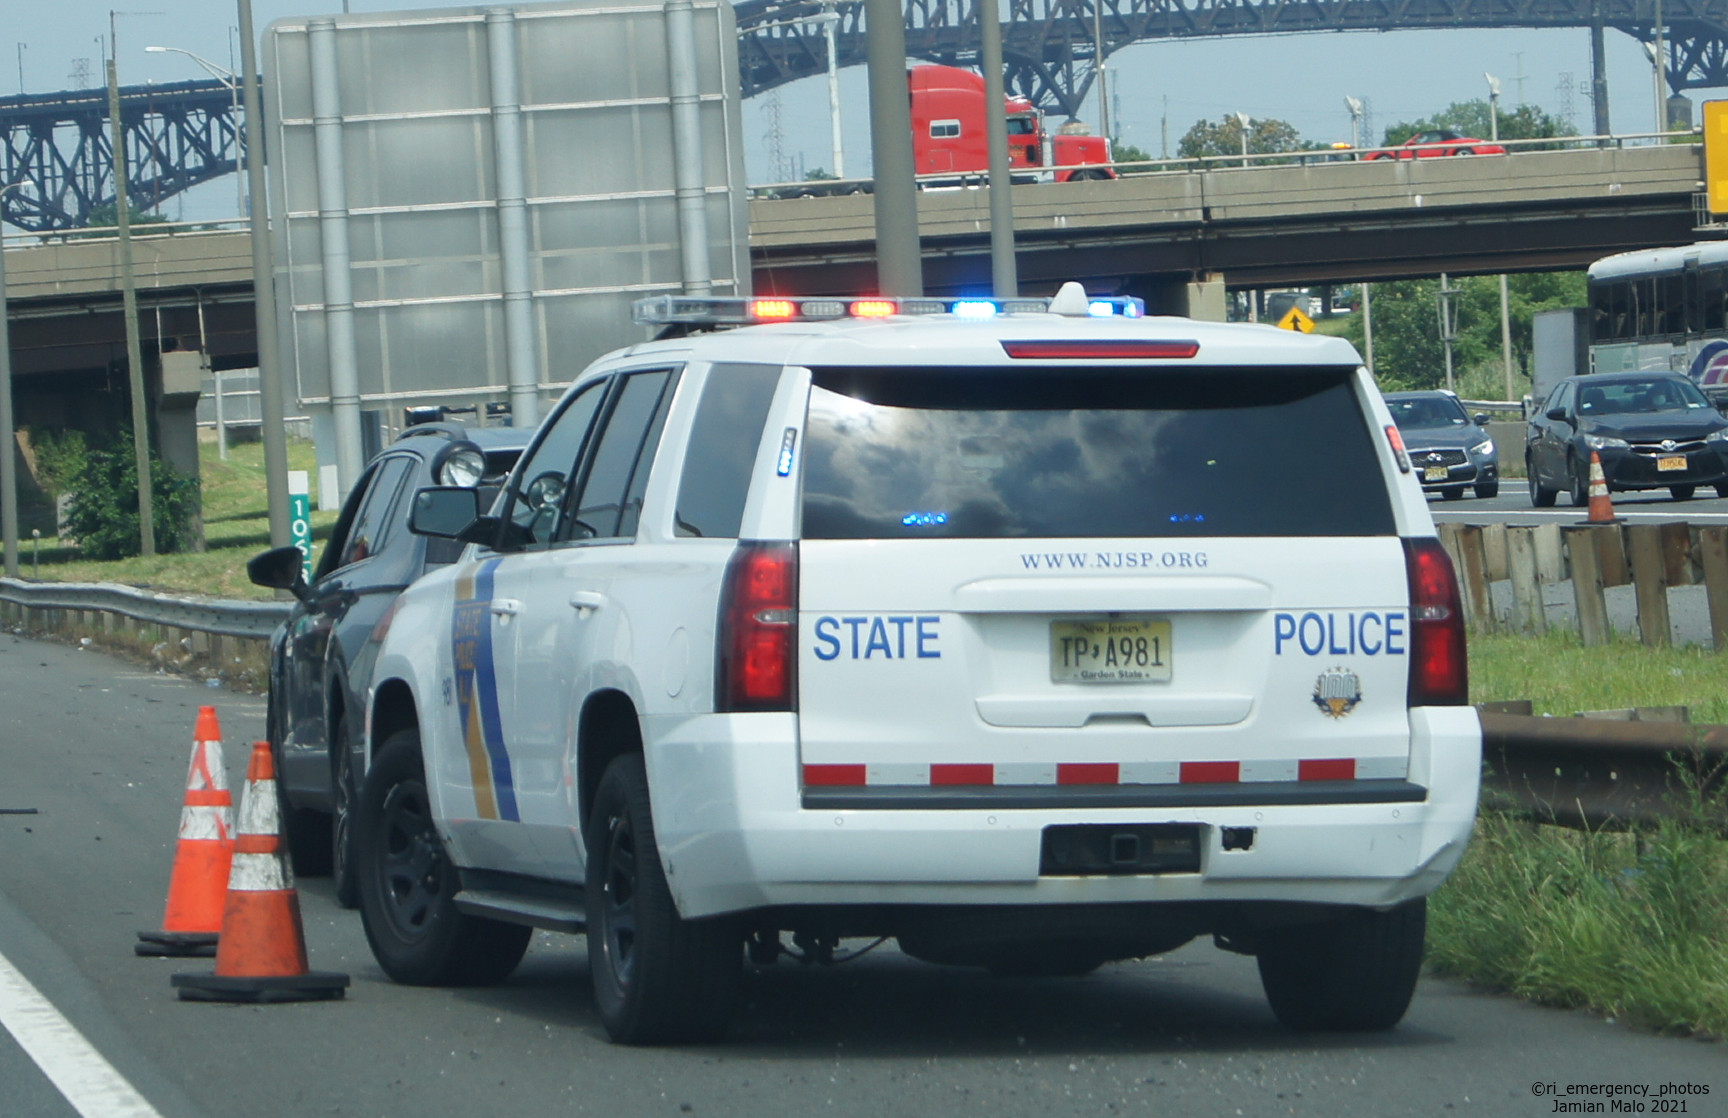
[
  {"xmin": 1432, "ymin": 629, "xmax": 1728, "ymax": 1036},
  {"xmin": 20, "ymin": 438, "xmax": 339, "ymax": 600}
]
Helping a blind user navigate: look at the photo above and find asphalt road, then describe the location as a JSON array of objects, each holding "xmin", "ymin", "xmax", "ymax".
[
  {"xmin": 0, "ymin": 630, "xmax": 1721, "ymax": 1118},
  {"xmin": 1428, "ymin": 480, "xmax": 1728, "ymax": 525}
]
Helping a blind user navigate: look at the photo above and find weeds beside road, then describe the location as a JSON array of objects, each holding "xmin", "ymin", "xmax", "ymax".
[{"xmin": 16, "ymin": 438, "xmax": 337, "ymax": 600}]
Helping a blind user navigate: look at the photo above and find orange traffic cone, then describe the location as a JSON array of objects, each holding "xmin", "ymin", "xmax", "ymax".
[
  {"xmin": 136, "ymin": 706, "xmax": 233, "ymax": 957},
  {"xmin": 172, "ymin": 742, "xmax": 348, "ymax": 1003},
  {"xmin": 1583, "ymin": 450, "xmax": 1620, "ymax": 524}
]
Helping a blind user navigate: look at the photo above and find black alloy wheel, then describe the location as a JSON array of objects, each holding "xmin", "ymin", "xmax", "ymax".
[
  {"xmin": 1528, "ymin": 454, "xmax": 1557, "ymax": 507},
  {"xmin": 586, "ymin": 753, "xmax": 740, "ymax": 1044},
  {"xmin": 356, "ymin": 730, "xmax": 529, "ymax": 986},
  {"xmin": 1569, "ymin": 456, "xmax": 1590, "ymax": 507},
  {"xmin": 330, "ymin": 711, "xmax": 358, "ymax": 909}
]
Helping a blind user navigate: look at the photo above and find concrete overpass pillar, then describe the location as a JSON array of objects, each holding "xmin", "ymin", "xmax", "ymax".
[
  {"xmin": 154, "ymin": 350, "xmax": 205, "ymax": 550},
  {"xmin": 1184, "ymin": 273, "xmax": 1227, "ymax": 322}
]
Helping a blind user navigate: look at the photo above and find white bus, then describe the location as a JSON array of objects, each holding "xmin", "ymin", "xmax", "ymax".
[{"xmin": 1588, "ymin": 241, "xmax": 1728, "ymax": 403}]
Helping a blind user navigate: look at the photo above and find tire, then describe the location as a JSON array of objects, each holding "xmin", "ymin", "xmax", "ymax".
[
  {"xmin": 1440, "ymin": 486, "xmax": 1466, "ymax": 501},
  {"xmin": 1569, "ymin": 457, "xmax": 1590, "ymax": 508},
  {"xmin": 1716, "ymin": 483, "xmax": 1728, "ymax": 499},
  {"xmin": 1671, "ymin": 484, "xmax": 1696, "ymax": 501},
  {"xmin": 356, "ymin": 729, "xmax": 530, "ymax": 986},
  {"xmin": 1474, "ymin": 480, "xmax": 1499, "ymax": 499},
  {"xmin": 586, "ymin": 753, "xmax": 741, "ymax": 1044},
  {"xmin": 1528, "ymin": 456, "xmax": 1558, "ymax": 507},
  {"xmin": 1257, "ymin": 899, "xmax": 1426, "ymax": 1031},
  {"xmin": 330, "ymin": 709, "xmax": 358, "ymax": 910},
  {"xmin": 1451, "ymin": 147, "xmax": 1476, "ymax": 156}
]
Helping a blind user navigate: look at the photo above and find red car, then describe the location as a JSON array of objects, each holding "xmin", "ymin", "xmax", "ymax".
[{"xmin": 1365, "ymin": 129, "xmax": 1506, "ymax": 159}]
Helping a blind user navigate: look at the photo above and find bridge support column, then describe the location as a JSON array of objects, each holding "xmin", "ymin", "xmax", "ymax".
[
  {"xmin": 1183, "ymin": 273, "xmax": 1227, "ymax": 322},
  {"xmin": 154, "ymin": 351, "xmax": 205, "ymax": 550}
]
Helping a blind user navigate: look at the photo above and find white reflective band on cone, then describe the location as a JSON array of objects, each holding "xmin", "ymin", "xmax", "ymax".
[
  {"xmin": 176, "ymin": 805, "xmax": 233, "ymax": 842},
  {"xmin": 187, "ymin": 743, "xmax": 229, "ymax": 792},
  {"xmin": 234, "ymin": 778, "xmax": 279, "ymax": 837},
  {"xmin": 227, "ymin": 852, "xmax": 290, "ymax": 893}
]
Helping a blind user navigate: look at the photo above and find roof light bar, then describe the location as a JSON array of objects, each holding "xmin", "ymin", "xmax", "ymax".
[{"xmin": 631, "ymin": 293, "xmax": 1148, "ymax": 327}]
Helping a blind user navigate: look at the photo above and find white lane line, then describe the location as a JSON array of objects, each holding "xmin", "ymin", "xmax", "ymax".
[{"xmin": 0, "ymin": 948, "xmax": 164, "ymax": 1118}]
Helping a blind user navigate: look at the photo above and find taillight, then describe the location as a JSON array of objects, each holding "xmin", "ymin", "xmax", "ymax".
[
  {"xmin": 716, "ymin": 542, "xmax": 798, "ymax": 712},
  {"xmin": 1404, "ymin": 537, "xmax": 1467, "ymax": 706}
]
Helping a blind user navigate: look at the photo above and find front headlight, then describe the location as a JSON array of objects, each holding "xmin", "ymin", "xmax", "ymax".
[
  {"xmin": 1583, "ymin": 433, "xmax": 1628, "ymax": 450},
  {"xmin": 1469, "ymin": 439, "xmax": 1495, "ymax": 457},
  {"xmin": 1707, "ymin": 428, "xmax": 1728, "ymax": 444}
]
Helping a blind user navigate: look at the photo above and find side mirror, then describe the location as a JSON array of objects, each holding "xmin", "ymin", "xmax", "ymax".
[
  {"xmin": 1472, "ymin": 413, "xmax": 1490, "ymax": 426},
  {"xmin": 1545, "ymin": 406, "xmax": 1569, "ymax": 422},
  {"xmin": 247, "ymin": 545, "xmax": 312, "ymax": 605},
  {"xmin": 408, "ymin": 486, "xmax": 480, "ymax": 539}
]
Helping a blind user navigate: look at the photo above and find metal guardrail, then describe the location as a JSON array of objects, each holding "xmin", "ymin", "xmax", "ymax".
[
  {"xmin": 0, "ymin": 578, "xmax": 289, "ymax": 640},
  {"xmin": 0, "ymin": 579, "xmax": 1721, "ymax": 827},
  {"xmin": 1481, "ymin": 711, "xmax": 1727, "ymax": 829}
]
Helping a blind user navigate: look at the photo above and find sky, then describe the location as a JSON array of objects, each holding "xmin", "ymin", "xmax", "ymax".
[{"xmin": 2, "ymin": 0, "xmax": 1712, "ymax": 223}]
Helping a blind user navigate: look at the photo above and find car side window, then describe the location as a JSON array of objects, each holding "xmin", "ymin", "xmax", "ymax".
[
  {"xmin": 1550, "ymin": 383, "xmax": 1574, "ymax": 416},
  {"xmin": 338, "ymin": 457, "xmax": 413, "ymax": 570},
  {"xmin": 675, "ymin": 364, "xmax": 781, "ymax": 538},
  {"xmin": 502, "ymin": 380, "xmax": 608, "ymax": 548},
  {"xmin": 563, "ymin": 369, "xmax": 676, "ymax": 542}
]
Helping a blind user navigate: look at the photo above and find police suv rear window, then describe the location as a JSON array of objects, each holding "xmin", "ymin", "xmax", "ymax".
[{"xmin": 801, "ymin": 366, "xmax": 1393, "ymax": 539}]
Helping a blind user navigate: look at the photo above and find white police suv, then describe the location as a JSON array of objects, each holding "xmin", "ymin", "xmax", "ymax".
[{"xmin": 356, "ymin": 284, "xmax": 1480, "ymax": 1044}]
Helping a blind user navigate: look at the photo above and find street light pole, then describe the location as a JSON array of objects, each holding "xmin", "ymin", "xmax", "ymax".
[
  {"xmin": 238, "ymin": 0, "xmax": 291, "ymax": 549},
  {"xmin": 0, "ymin": 181, "xmax": 22, "ymax": 578},
  {"xmin": 107, "ymin": 21, "xmax": 156, "ymax": 556},
  {"xmin": 1487, "ymin": 73, "xmax": 1515, "ymax": 400},
  {"xmin": 147, "ymin": 46, "xmax": 244, "ymax": 216}
]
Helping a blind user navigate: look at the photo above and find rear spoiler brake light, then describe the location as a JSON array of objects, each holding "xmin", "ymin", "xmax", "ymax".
[{"xmin": 1000, "ymin": 340, "xmax": 1199, "ymax": 360}]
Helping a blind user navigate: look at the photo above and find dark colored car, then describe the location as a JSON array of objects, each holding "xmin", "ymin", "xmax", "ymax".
[
  {"xmin": 1365, "ymin": 129, "xmax": 1506, "ymax": 160},
  {"xmin": 247, "ymin": 421, "xmax": 530, "ymax": 905},
  {"xmin": 1525, "ymin": 373, "xmax": 1728, "ymax": 506},
  {"xmin": 1384, "ymin": 390, "xmax": 1500, "ymax": 499}
]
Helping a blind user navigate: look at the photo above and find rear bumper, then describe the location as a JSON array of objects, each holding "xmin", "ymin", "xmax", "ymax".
[{"xmin": 646, "ymin": 707, "xmax": 1482, "ymax": 920}]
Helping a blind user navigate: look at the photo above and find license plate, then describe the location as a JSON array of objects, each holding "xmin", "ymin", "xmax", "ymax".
[
  {"xmin": 1423, "ymin": 465, "xmax": 1449, "ymax": 481},
  {"xmin": 1050, "ymin": 617, "xmax": 1171, "ymax": 683},
  {"xmin": 1657, "ymin": 455, "xmax": 1687, "ymax": 472}
]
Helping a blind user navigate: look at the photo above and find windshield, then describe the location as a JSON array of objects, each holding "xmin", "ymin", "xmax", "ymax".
[
  {"xmin": 1386, "ymin": 395, "xmax": 1469, "ymax": 430},
  {"xmin": 1578, "ymin": 379, "xmax": 1712, "ymax": 416},
  {"xmin": 802, "ymin": 366, "xmax": 1394, "ymax": 539}
]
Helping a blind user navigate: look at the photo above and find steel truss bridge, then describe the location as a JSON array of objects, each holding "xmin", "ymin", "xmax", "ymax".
[{"xmin": 6, "ymin": 0, "xmax": 1728, "ymax": 231}]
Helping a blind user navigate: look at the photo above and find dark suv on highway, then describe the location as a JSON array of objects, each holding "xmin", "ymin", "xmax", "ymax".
[{"xmin": 247, "ymin": 421, "xmax": 529, "ymax": 905}]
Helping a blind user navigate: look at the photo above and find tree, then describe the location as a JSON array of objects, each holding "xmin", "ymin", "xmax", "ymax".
[
  {"xmin": 1112, "ymin": 140, "xmax": 1152, "ymax": 164},
  {"xmin": 1341, "ymin": 272, "xmax": 1587, "ymax": 393},
  {"xmin": 1382, "ymin": 100, "xmax": 1576, "ymax": 147},
  {"xmin": 1177, "ymin": 115, "xmax": 1308, "ymax": 160},
  {"xmin": 80, "ymin": 198, "xmax": 170, "ymax": 232},
  {"xmin": 61, "ymin": 430, "xmax": 200, "ymax": 559}
]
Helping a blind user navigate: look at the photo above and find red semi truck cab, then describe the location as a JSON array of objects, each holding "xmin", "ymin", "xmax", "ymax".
[{"xmin": 908, "ymin": 64, "xmax": 1114, "ymax": 182}]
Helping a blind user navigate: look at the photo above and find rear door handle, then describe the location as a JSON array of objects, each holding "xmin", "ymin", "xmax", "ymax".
[
  {"xmin": 490, "ymin": 599, "xmax": 522, "ymax": 617},
  {"xmin": 569, "ymin": 591, "xmax": 606, "ymax": 615}
]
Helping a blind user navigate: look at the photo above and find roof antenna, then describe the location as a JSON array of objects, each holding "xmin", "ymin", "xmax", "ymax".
[{"xmin": 1048, "ymin": 281, "xmax": 1091, "ymax": 316}]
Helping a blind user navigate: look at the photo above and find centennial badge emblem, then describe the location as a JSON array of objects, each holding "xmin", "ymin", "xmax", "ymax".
[{"xmin": 1312, "ymin": 666, "xmax": 1362, "ymax": 718}]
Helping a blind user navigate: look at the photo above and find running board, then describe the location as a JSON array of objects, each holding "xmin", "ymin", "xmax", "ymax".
[{"xmin": 452, "ymin": 872, "xmax": 587, "ymax": 933}]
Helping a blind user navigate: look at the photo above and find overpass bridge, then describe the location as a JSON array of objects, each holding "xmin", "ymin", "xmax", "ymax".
[
  {"xmin": 5, "ymin": 0, "xmax": 1728, "ymax": 230},
  {"xmin": 0, "ymin": 139, "xmax": 1709, "ymax": 456},
  {"xmin": 3, "ymin": 141, "xmax": 1706, "ymax": 376}
]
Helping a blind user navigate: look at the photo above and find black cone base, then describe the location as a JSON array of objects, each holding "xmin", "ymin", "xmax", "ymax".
[
  {"xmin": 171, "ymin": 969, "xmax": 350, "ymax": 1003},
  {"xmin": 135, "ymin": 930, "xmax": 218, "ymax": 958}
]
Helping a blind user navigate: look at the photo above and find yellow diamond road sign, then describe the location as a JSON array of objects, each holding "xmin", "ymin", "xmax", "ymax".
[{"xmin": 1277, "ymin": 306, "xmax": 1314, "ymax": 333}]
